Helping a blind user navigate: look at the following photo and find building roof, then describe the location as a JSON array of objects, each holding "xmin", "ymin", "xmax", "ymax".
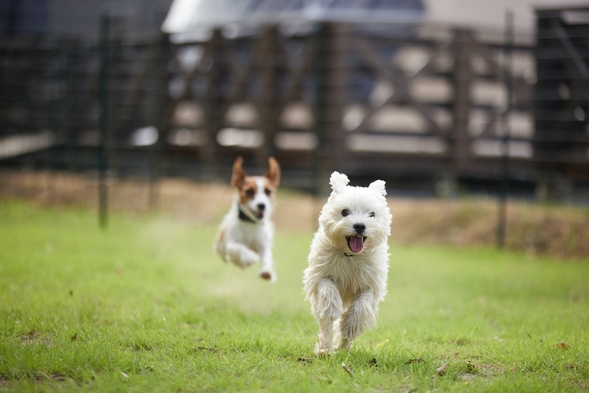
[{"xmin": 162, "ymin": 0, "xmax": 425, "ymax": 41}]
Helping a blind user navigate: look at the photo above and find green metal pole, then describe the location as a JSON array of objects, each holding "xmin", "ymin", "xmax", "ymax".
[
  {"xmin": 98, "ymin": 14, "xmax": 109, "ymax": 229},
  {"xmin": 497, "ymin": 10, "xmax": 513, "ymax": 249},
  {"xmin": 148, "ymin": 34, "xmax": 167, "ymax": 211},
  {"xmin": 48, "ymin": 44, "xmax": 64, "ymax": 204},
  {"xmin": 312, "ymin": 23, "xmax": 328, "ymax": 197}
]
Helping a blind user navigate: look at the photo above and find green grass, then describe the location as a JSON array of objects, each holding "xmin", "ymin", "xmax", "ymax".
[{"xmin": 1, "ymin": 199, "xmax": 588, "ymax": 392}]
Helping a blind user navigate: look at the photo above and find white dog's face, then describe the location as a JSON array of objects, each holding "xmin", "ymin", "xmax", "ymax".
[
  {"xmin": 238, "ymin": 177, "xmax": 275, "ymax": 220},
  {"xmin": 231, "ymin": 156, "xmax": 281, "ymax": 222},
  {"xmin": 319, "ymin": 172, "xmax": 392, "ymax": 255}
]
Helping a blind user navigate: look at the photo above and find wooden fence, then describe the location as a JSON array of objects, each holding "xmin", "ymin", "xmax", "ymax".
[
  {"xmin": 165, "ymin": 22, "xmax": 541, "ymax": 194},
  {"xmin": 1, "ymin": 11, "xmax": 588, "ymax": 199}
]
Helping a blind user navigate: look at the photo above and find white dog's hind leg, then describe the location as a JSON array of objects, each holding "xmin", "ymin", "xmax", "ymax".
[
  {"xmin": 225, "ymin": 242, "xmax": 259, "ymax": 268},
  {"xmin": 313, "ymin": 278, "xmax": 343, "ymax": 356},
  {"xmin": 339, "ymin": 292, "xmax": 377, "ymax": 350}
]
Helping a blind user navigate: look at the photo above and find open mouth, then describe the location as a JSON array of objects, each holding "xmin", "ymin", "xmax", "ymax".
[
  {"xmin": 346, "ymin": 235, "xmax": 367, "ymax": 253},
  {"xmin": 251, "ymin": 209, "xmax": 264, "ymax": 219}
]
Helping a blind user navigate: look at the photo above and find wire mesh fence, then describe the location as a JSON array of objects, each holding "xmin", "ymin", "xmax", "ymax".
[{"xmin": 1, "ymin": 6, "xmax": 589, "ymax": 232}]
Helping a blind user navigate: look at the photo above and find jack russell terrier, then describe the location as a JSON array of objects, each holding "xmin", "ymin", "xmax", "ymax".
[{"xmin": 214, "ymin": 156, "xmax": 281, "ymax": 282}]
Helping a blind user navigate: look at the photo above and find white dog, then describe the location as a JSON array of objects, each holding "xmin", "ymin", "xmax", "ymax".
[
  {"xmin": 214, "ymin": 156, "xmax": 281, "ymax": 282},
  {"xmin": 303, "ymin": 172, "xmax": 392, "ymax": 356}
]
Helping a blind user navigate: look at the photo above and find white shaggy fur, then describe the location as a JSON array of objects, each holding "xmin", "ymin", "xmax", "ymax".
[{"xmin": 303, "ymin": 172, "xmax": 392, "ymax": 356}]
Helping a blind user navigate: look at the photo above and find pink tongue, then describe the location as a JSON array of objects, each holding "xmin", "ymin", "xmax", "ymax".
[{"xmin": 349, "ymin": 236, "xmax": 364, "ymax": 253}]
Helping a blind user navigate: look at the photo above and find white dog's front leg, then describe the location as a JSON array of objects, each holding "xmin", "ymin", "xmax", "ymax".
[
  {"xmin": 225, "ymin": 242, "xmax": 259, "ymax": 268},
  {"xmin": 339, "ymin": 291, "xmax": 378, "ymax": 350},
  {"xmin": 258, "ymin": 245, "xmax": 276, "ymax": 282},
  {"xmin": 313, "ymin": 278, "xmax": 343, "ymax": 356}
]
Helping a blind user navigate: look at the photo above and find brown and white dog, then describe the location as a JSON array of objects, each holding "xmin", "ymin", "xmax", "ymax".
[{"xmin": 213, "ymin": 156, "xmax": 281, "ymax": 282}]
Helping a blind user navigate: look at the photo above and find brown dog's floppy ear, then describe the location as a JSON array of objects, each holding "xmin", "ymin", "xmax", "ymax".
[
  {"xmin": 265, "ymin": 157, "xmax": 281, "ymax": 188},
  {"xmin": 231, "ymin": 156, "xmax": 247, "ymax": 189}
]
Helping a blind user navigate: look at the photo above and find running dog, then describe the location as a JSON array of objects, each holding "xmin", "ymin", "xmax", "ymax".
[
  {"xmin": 303, "ymin": 172, "xmax": 392, "ymax": 355},
  {"xmin": 214, "ymin": 156, "xmax": 281, "ymax": 282}
]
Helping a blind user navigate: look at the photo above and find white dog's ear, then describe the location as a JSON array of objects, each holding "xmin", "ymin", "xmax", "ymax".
[
  {"xmin": 369, "ymin": 180, "xmax": 387, "ymax": 196},
  {"xmin": 329, "ymin": 172, "xmax": 349, "ymax": 194}
]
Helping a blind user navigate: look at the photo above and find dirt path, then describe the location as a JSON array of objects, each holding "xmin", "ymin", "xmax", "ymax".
[{"xmin": 2, "ymin": 170, "xmax": 588, "ymax": 259}]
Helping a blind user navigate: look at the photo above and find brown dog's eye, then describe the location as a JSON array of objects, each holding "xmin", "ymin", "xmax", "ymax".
[
  {"xmin": 264, "ymin": 188, "xmax": 272, "ymax": 196},
  {"xmin": 245, "ymin": 189, "xmax": 255, "ymax": 197},
  {"xmin": 369, "ymin": 212, "xmax": 375, "ymax": 218},
  {"xmin": 342, "ymin": 209, "xmax": 350, "ymax": 217}
]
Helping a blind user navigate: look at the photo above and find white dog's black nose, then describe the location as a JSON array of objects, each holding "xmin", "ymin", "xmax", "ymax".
[
  {"xmin": 257, "ymin": 203, "xmax": 266, "ymax": 211},
  {"xmin": 353, "ymin": 223, "xmax": 366, "ymax": 234}
]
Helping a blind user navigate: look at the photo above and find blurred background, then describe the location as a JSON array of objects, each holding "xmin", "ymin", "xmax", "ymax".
[{"xmin": 1, "ymin": 0, "xmax": 589, "ymax": 256}]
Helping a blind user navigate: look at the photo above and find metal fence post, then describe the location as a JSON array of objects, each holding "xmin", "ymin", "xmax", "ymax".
[
  {"xmin": 311, "ymin": 23, "xmax": 327, "ymax": 196},
  {"xmin": 201, "ymin": 28, "xmax": 223, "ymax": 180},
  {"xmin": 98, "ymin": 14, "xmax": 110, "ymax": 229},
  {"xmin": 148, "ymin": 33, "xmax": 168, "ymax": 210},
  {"xmin": 497, "ymin": 10, "xmax": 513, "ymax": 249},
  {"xmin": 48, "ymin": 44, "xmax": 65, "ymax": 204}
]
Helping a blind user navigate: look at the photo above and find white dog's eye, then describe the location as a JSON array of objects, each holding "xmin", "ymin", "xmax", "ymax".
[
  {"xmin": 341, "ymin": 209, "xmax": 350, "ymax": 217},
  {"xmin": 369, "ymin": 211, "xmax": 375, "ymax": 218}
]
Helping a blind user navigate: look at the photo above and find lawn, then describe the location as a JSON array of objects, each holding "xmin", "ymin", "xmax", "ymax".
[{"xmin": 0, "ymin": 199, "xmax": 588, "ymax": 392}]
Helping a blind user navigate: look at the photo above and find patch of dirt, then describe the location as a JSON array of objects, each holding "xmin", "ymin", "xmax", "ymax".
[
  {"xmin": 0, "ymin": 377, "xmax": 12, "ymax": 388},
  {"xmin": 2, "ymin": 170, "xmax": 589, "ymax": 259},
  {"xmin": 20, "ymin": 330, "xmax": 54, "ymax": 347},
  {"xmin": 391, "ymin": 198, "xmax": 589, "ymax": 259}
]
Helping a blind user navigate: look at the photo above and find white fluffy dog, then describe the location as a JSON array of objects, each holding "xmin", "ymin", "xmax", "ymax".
[{"xmin": 303, "ymin": 172, "xmax": 392, "ymax": 356}]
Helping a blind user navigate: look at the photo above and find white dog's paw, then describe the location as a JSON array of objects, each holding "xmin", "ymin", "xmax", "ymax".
[
  {"xmin": 314, "ymin": 343, "xmax": 331, "ymax": 358},
  {"xmin": 259, "ymin": 269, "xmax": 276, "ymax": 282},
  {"xmin": 235, "ymin": 248, "xmax": 259, "ymax": 267}
]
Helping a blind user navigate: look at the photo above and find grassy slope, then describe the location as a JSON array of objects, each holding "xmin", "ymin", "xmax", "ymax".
[{"xmin": 0, "ymin": 199, "xmax": 588, "ymax": 392}]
